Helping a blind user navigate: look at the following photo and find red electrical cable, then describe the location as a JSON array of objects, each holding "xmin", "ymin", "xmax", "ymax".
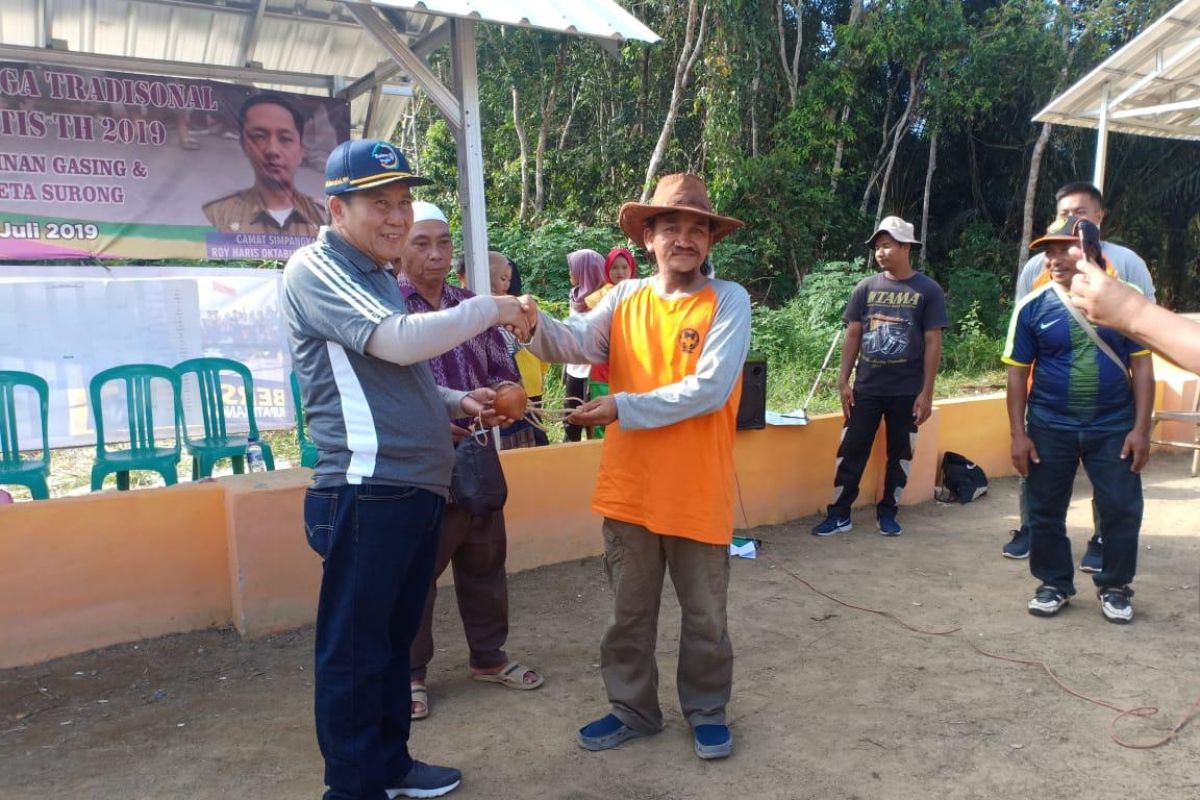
[{"xmin": 735, "ymin": 475, "xmax": 1199, "ymax": 749}]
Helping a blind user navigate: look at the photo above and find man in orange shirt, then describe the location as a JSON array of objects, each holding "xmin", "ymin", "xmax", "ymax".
[{"xmin": 522, "ymin": 174, "xmax": 751, "ymax": 761}]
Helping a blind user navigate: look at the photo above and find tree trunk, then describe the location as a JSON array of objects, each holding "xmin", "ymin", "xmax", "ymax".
[
  {"xmin": 750, "ymin": 70, "xmax": 760, "ymax": 158},
  {"xmin": 829, "ymin": 0, "xmax": 864, "ymax": 191},
  {"xmin": 1017, "ymin": 0, "xmax": 1106, "ymax": 268},
  {"xmin": 873, "ymin": 61, "xmax": 923, "ymax": 227},
  {"xmin": 557, "ymin": 82, "xmax": 581, "ymax": 151},
  {"xmin": 830, "ymin": 105, "xmax": 851, "ymax": 192},
  {"xmin": 641, "ymin": 0, "xmax": 709, "ymax": 202},
  {"xmin": 860, "ymin": 72, "xmax": 903, "ymax": 213},
  {"xmin": 511, "ymin": 85, "xmax": 531, "ymax": 222},
  {"xmin": 534, "ymin": 44, "xmax": 567, "ymax": 214},
  {"xmin": 777, "ymin": 0, "xmax": 802, "ymax": 106},
  {"xmin": 1017, "ymin": 122, "xmax": 1052, "ymax": 268},
  {"xmin": 920, "ymin": 129, "xmax": 938, "ymax": 268}
]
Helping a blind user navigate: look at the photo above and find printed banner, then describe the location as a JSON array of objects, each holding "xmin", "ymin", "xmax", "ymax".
[
  {"xmin": 0, "ymin": 265, "xmax": 293, "ymax": 449},
  {"xmin": 0, "ymin": 63, "xmax": 350, "ymax": 261}
]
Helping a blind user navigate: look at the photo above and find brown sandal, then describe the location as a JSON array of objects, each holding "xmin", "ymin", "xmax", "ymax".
[{"xmin": 471, "ymin": 661, "xmax": 544, "ymax": 690}]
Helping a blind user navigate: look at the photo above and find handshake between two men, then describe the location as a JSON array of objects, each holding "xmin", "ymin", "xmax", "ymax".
[
  {"xmin": 493, "ymin": 294, "xmax": 540, "ymax": 343},
  {"xmin": 460, "ymin": 293, "xmax": 618, "ymax": 434}
]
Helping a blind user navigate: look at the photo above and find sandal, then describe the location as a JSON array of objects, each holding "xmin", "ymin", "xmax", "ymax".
[
  {"xmin": 410, "ymin": 682, "xmax": 429, "ymax": 720},
  {"xmin": 471, "ymin": 661, "xmax": 544, "ymax": 690}
]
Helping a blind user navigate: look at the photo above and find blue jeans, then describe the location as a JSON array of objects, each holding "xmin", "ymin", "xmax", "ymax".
[
  {"xmin": 1026, "ymin": 426, "xmax": 1141, "ymax": 596},
  {"xmin": 305, "ymin": 484, "xmax": 445, "ymax": 800}
]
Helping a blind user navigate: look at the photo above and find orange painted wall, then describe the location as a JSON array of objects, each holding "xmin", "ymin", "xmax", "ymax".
[
  {"xmin": 2, "ymin": 385, "xmax": 1189, "ymax": 668},
  {"xmin": 0, "ymin": 482, "xmax": 229, "ymax": 668},
  {"xmin": 223, "ymin": 470, "xmax": 316, "ymax": 639},
  {"xmin": 500, "ymin": 441, "xmax": 605, "ymax": 573},
  {"xmin": 933, "ymin": 394, "xmax": 1017, "ymax": 481}
]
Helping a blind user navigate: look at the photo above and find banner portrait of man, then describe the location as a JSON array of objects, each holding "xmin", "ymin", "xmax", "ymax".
[{"xmin": 202, "ymin": 94, "xmax": 328, "ymax": 237}]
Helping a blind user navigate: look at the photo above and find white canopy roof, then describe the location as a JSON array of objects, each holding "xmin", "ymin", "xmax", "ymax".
[
  {"xmin": 1034, "ymin": 0, "xmax": 1200, "ymax": 142},
  {"xmin": 0, "ymin": 0, "xmax": 658, "ymax": 138},
  {"xmin": 365, "ymin": 0, "xmax": 659, "ymax": 44}
]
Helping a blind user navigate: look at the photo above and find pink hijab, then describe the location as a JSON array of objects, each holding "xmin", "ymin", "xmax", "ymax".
[{"xmin": 568, "ymin": 249, "xmax": 606, "ymax": 313}]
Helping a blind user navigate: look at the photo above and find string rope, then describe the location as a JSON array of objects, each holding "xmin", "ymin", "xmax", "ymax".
[{"xmin": 734, "ymin": 473, "xmax": 1199, "ymax": 750}]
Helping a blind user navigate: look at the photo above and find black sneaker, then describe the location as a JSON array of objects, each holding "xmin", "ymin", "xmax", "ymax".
[
  {"xmin": 1080, "ymin": 536, "xmax": 1103, "ymax": 574},
  {"xmin": 1098, "ymin": 586, "xmax": 1134, "ymax": 624},
  {"xmin": 1002, "ymin": 527, "xmax": 1030, "ymax": 559},
  {"xmin": 1028, "ymin": 584, "xmax": 1069, "ymax": 617},
  {"xmin": 387, "ymin": 761, "xmax": 462, "ymax": 798}
]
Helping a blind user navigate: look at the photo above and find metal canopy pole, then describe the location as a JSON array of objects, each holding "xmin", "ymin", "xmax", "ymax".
[
  {"xmin": 450, "ymin": 18, "xmax": 491, "ymax": 298},
  {"xmin": 1093, "ymin": 83, "xmax": 1110, "ymax": 194},
  {"xmin": 344, "ymin": 4, "xmax": 463, "ymax": 133}
]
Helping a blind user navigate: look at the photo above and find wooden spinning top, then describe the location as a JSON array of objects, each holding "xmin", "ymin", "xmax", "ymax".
[{"xmin": 492, "ymin": 381, "xmax": 529, "ymax": 419}]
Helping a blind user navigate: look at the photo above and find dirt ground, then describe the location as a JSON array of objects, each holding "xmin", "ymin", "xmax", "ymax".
[{"xmin": 3, "ymin": 456, "xmax": 1199, "ymax": 800}]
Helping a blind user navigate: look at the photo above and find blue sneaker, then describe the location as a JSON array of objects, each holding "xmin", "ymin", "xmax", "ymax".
[
  {"xmin": 387, "ymin": 761, "xmax": 462, "ymax": 798},
  {"xmin": 812, "ymin": 514, "xmax": 852, "ymax": 536},
  {"xmin": 1002, "ymin": 527, "xmax": 1030, "ymax": 559},
  {"xmin": 693, "ymin": 724, "xmax": 733, "ymax": 760},
  {"xmin": 877, "ymin": 513, "xmax": 903, "ymax": 537},
  {"xmin": 577, "ymin": 713, "xmax": 653, "ymax": 751},
  {"xmin": 1080, "ymin": 536, "xmax": 1103, "ymax": 574}
]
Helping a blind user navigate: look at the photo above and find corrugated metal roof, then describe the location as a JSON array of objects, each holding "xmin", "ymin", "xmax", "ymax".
[
  {"xmin": 1034, "ymin": 0, "xmax": 1200, "ymax": 142},
  {"xmin": 0, "ymin": 0, "xmax": 658, "ymax": 139},
  {"xmin": 364, "ymin": 0, "xmax": 660, "ymax": 43}
]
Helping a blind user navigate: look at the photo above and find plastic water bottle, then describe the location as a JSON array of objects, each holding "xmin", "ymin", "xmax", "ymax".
[{"xmin": 246, "ymin": 436, "xmax": 266, "ymax": 473}]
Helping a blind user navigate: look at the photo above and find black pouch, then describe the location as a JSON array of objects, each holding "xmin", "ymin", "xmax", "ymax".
[{"xmin": 449, "ymin": 431, "xmax": 508, "ymax": 515}]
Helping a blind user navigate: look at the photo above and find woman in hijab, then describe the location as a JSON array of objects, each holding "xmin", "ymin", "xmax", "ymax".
[{"xmin": 564, "ymin": 249, "xmax": 607, "ymax": 442}]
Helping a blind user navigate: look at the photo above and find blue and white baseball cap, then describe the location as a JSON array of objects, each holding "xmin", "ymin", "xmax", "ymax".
[{"xmin": 324, "ymin": 139, "xmax": 431, "ymax": 196}]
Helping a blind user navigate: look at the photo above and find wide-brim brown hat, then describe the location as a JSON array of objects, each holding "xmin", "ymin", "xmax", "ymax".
[{"xmin": 618, "ymin": 173, "xmax": 744, "ymax": 246}]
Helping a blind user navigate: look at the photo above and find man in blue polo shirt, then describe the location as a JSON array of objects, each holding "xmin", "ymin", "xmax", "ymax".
[
  {"xmin": 283, "ymin": 139, "xmax": 531, "ymax": 800},
  {"xmin": 1003, "ymin": 180, "xmax": 1156, "ymax": 568},
  {"xmin": 1003, "ymin": 215, "xmax": 1153, "ymax": 624}
]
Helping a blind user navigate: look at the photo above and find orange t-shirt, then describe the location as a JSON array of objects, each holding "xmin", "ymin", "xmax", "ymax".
[{"xmin": 592, "ymin": 283, "xmax": 743, "ymax": 545}]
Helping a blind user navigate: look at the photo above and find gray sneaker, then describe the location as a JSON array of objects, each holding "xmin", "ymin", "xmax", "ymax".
[
  {"xmin": 1098, "ymin": 586, "xmax": 1133, "ymax": 624},
  {"xmin": 1028, "ymin": 584, "xmax": 1069, "ymax": 617}
]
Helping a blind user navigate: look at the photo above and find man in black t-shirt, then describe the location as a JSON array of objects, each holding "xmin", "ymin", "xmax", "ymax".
[{"xmin": 813, "ymin": 216, "xmax": 948, "ymax": 538}]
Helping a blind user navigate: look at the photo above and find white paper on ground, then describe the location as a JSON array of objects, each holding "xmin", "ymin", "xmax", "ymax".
[{"xmin": 729, "ymin": 538, "xmax": 757, "ymax": 559}]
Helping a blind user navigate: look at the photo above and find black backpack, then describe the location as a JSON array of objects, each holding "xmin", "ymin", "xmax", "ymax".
[{"xmin": 937, "ymin": 451, "xmax": 988, "ymax": 503}]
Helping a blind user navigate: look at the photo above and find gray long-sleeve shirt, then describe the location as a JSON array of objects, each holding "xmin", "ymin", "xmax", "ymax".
[
  {"xmin": 528, "ymin": 276, "xmax": 752, "ymax": 430},
  {"xmin": 283, "ymin": 227, "xmax": 500, "ymax": 492}
]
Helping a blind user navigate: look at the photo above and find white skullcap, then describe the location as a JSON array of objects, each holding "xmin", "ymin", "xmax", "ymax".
[{"xmin": 411, "ymin": 201, "xmax": 448, "ymax": 225}]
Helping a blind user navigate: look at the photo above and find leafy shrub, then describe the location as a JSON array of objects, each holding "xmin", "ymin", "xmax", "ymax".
[
  {"xmin": 941, "ymin": 302, "xmax": 1005, "ymax": 375},
  {"xmin": 794, "ymin": 258, "xmax": 875, "ymax": 328},
  {"xmin": 489, "ymin": 218, "xmax": 624, "ymax": 302},
  {"xmin": 946, "ymin": 221, "xmax": 1014, "ymax": 293},
  {"xmin": 943, "ymin": 267, "xmax": 1008, "ymax": 336}
]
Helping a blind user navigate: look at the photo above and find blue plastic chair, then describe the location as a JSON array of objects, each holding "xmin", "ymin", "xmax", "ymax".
[
  {"xmin": 0, "ymin": 371, "xmax": 51, "ymax": 500},
  {"xmin": 175, "ymin": 357, "xmax": 275, "ymax": 478},
  {"xmin": 291, "ymin": 370, "xmax": 318, "ymax": 469},
  {"xmin": 89, "ymin": 364, "xmax": 182, "ymax": 491}
]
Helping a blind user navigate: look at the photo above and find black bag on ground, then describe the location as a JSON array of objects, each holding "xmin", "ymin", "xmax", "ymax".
[
  {"xmin": 449, "ymin": 432, "xmax": 508, "ymax": 515},
  {"xmin": 937, "ymin": 451, "xmax": 988, "ymax": 503}
]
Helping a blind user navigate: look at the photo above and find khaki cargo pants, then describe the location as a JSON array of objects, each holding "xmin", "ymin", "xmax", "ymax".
[{"xmin": 599, "ymin": 518, "xmax": 733, "ymax": 732}]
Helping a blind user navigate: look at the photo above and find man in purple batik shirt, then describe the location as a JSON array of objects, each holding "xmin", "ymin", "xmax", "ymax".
[{"xmin": 397, "ymin": 201, "xmax": 544, "ymax": 724}]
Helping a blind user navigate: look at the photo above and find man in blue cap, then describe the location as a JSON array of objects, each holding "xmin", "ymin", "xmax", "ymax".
[{"xmin": 283, "ymin": 139, "xmax": 533, "ymax": 800}]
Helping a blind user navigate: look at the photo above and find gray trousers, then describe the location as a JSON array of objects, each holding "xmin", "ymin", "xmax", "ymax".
[{"xmin": 600, "ymin": 518, "xmax": 733, "ymax": 732}]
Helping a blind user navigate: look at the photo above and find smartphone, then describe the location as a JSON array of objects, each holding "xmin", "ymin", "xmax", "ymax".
[{"xmin": 1073, "ymin": 218, "xmax": 1102, "ymax": 264}]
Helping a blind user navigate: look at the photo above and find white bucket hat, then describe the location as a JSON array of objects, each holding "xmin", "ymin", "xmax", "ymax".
[{"xmin": 866, "ymin": 215, "xmax": 921, "ymax": 246}]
